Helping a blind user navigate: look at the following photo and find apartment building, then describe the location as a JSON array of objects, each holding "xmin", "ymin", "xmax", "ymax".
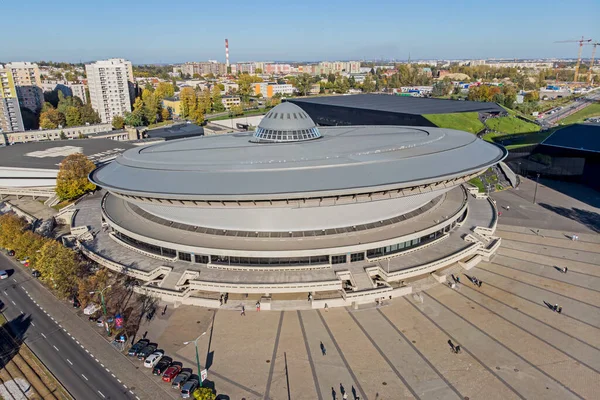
[
  {"xmin": 41, "ymin": 80, "xmax": 87, "ymax": 103},
  {"xmin": 0, "ymin": 66, "xmax": 25, "ymax": 132},
  {"xmin": 4, "ymin": 62, "xmax": 43, "ymax": 113},
  {"xmin": 85, "ymin": 59, "xmax": 134, "ymax": 124},
  {"xmin": 254, "ymin": 82, "xmax": 295, "ymax": 98},
  {"xmin": 221, "ymin": 95, "xmax": 241, "ymax": 110},
  {"xmin": 231, "ymin": 63, "xmax": 256, "ymax": 75},
  {"xmin": 176, "ymin": 62, "xmax": 227, "ymax": 77},
  {"xmin": 264, "ymin": 64, "xmax": 292, "ymax": 75}
]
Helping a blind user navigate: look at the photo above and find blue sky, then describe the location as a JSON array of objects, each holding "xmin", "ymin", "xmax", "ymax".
[{"xmin": 3, "ymin": 0, "xmax": 600, "ymax": 64}]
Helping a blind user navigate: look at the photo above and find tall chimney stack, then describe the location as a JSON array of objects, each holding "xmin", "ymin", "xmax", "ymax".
[{"xmin": 225, "ymin": 39, "xmax": 230, "ymax": 67}]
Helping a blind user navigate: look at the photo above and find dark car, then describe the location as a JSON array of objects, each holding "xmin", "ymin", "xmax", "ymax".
[
  {"xmin": 127, "ymin": 339, "xmax": 150, "ymax": 357},
  {"xmin": 171, "ymin": 370, "xmax": 191, "ymax": 389},
  {"xmin": 31, "ymin": 270, "xmax": 41, "ymax": 278},
  {"xmin": 162, "ymin": 365, "xmax": 182, "ymax": 382},
  {"xmin": 152, "ymin": 356, "xmax": 172, "ymax": 375},
  {"xmin": 181, "ymin": 378, "xmax": 199, "ymax": 398},
  {"xmin": 7, "ymin": 250, "xmax": 15, "ymax": 256},
  {"xmin": 137, "ymin": 344, "xmax": 157, "ymax": 360}
]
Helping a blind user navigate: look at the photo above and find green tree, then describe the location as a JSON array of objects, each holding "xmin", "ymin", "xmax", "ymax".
[
  {"xmin": 327, "ymin": 73, "xmax": 336, "ymax": 84},
  {"xmin": 142, "ymin": 89, "xmax": 159, "ymax": 124},
  {"xmin": 55, "ymin": 153, "xmax": 97, "ymax": 200},
  {"xmin": 179, "ymin": 87, "xmax": 197, "ymax": 119},
  {"xmin": 362, "ymin": 74, "xmax": 375, "ymax": 93},
  {"xmin": 65, "ymin": 106, "xmax": 82, "ymax": 127},
  {"xmin": 198, "ymin": 89, "xmax": 212, "ymax": 114},
  {"xmin": 0, "ymin": 214, "xmax": 27, "ymax": 251},
  {"xmin": 294, "ymin": 73, "xmax": 313, "ymax": 96},
  {"xmin": 80, "ymin": 103, "xmax": 101, "ymax": 124},
  {"xmin": 230, "ymin": 105, "xmax": 244, "ymax": 116},
  {"xmin": 237, "ymin": 74, "xmax": 263, "ymax": 100},
  {"xmin": 160, "ymin": 107, "xmax": 170, "ymax": 122},
  {"xmin": 112, "ymin": 115, "xmax": 125, "ymax": 130},
  {"xmin": 39, "ymin": 108, "xmax": 66, "ymax": 129},
  {"xmin": 431, "ymin": 81, "xmax": 451, "ymax": 97},
  {"xmin": 211, "ymin": 85, "xmax": 225, "ymax": 112},
  {"xmin": 123, "ymin": 111, "xmax": 143, "ymax": 127}
]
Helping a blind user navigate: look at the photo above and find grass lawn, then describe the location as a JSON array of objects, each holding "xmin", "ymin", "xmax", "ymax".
[
  {"xmin": 469, "ymin": 177, "xmax": 485, "ymax": 192},
  {"xmin": 208, "ymin": 108, "xmax": 268, "ymax": 121},
  {"xmin": 558, "ymin": 102, "xmax": 600, "ymax": 125},
  {"xmin": 501, "ymin": 130, "xmax": 555, "ymax": 150},
  {"xmin": 486, "ymin": 115, "xmax": 540, "ymax": 135},
  {"xmin": 423, "ymin": 112, "xmax": 485, "ymax": 134}
]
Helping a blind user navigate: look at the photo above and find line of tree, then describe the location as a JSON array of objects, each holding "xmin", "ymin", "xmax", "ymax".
[
  {"xmin": 39, "ymin": 90, "xmax": 100, "ymax": 129},
  {"xmin": 467, "ymin": 84, "xmax": 517, "ymax": 108},
  {"xmin": 123, "ymin": 82, "xmax": 175, "ymax": 127}
]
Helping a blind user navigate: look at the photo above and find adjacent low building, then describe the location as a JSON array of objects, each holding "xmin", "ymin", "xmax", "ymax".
[
  {"xmin": 221, "ymin": 95, "xmax": 241, "ymax": 109},
  {"xmin": 75, "ymin": 102, "xmax": 506, "ymax": 310},
  {"xmin": 254, "ymin": 82, "xmax": 294, "ymax": 98},
  {"xmin": 0, "ymin": 123, "xmax": 113, "ymax": 145}
]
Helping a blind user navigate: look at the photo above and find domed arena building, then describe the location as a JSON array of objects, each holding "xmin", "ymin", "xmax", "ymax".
[{"xmin": 70, "ymin": 102, "xmax": 506, "ymax": 309}]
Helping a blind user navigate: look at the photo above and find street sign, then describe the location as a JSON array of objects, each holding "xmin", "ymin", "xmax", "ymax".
[{"xmin": 200, "ymin": 369, "xmax": 208, "ymax": 382}]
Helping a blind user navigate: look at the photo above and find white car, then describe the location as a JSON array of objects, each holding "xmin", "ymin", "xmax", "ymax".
[
  {"xmin": 0, "ymin": 270, "xmax": 8, "ymax": 280},
  {"xmin": 143, "ymin": 351, "xmax": 163, "ymax": 368}
]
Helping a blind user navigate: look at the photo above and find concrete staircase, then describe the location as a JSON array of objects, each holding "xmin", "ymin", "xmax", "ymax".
[{"xmin": 159, "ymin": 270, "xmax": 184, "ymax": 290}]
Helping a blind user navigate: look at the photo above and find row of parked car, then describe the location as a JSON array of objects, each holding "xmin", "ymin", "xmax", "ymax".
[{"xmin": 127, "ymin": 339, "xmax": 199, "ymax": 398}]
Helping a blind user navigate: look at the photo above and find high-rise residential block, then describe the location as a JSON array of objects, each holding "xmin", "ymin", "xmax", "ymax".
[
  {"xmin": 0, "ymin": 65, "xmax": 25, "ymax": 132},
  {"xmin": 85, "ymin": 58, "xmax": 134, "ymax": 123},
  {"xmin": 4, "ymin": 62, "xmax": 43, "ymax": 113}
]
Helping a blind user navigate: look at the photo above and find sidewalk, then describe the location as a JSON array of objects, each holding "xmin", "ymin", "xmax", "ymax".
[{"xmin": 9, "ymin": 259, "xmax": 178, "ymax": 400}]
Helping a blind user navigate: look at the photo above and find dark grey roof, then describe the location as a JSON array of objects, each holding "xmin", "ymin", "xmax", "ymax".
[
  {"xmin": 289, "ymin": 94, "xmax": 505, "ymax": 115},
  {"xmin": 145, "ymin": 123, "xmax": 204, "ymax": 140},
  {"xmin": 90, "ymin": 125, "xmax": 506, "ymax": 201},
  {"xmin": 541, "ymin": 123, "xmax": 600, "ymax": 153},
  {"xmin": 0, "ymin": 139, "xmax": 135, "ymax": 170}
]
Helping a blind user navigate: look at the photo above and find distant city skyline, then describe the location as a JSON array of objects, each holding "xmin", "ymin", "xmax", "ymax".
[{"xmin": 3, "ymin": 0, "xmax": 600, "ymax": 64}]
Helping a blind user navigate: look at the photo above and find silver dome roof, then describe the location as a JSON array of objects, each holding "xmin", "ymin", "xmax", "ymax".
[{"xmin": 253, "ymin": 102, "xmax": 321, "ymax": 143}]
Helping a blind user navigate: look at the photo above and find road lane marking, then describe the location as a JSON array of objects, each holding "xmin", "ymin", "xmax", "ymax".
[
  {"xmin": 66, "ymin": 359, "xmax": 73, "ymax": 366},
  {"xmin": 40, "ymin": 333, "xmax": 47, "ymax": 338},
  {"xmin": 12, "ymin": 278, "xmax": 16, "ymax": 282},
  {"xmin": 105, "ymin": 368, "xmax": 110, "ymax": 373},
  {"xmin": 98, "ymin": 390, "xmax": 106, "ymax": 398},
  {"xmin": 100, "ymin": 363, "xmax": 104, "ymax": 367},
  {"xmin": 129, "ymin": 390, "xmax": 134, "ymax": 394},
  {"xmin": 110, "ymin": 373, "xmax": 116, "ymax": 378},
  {"xmin": 81, "ymin": 374, "xmax": 88, "ymax": 381},
  {"xmin": 85, "ymin": 349, "xmax": 90, "ymax": 353},
  {"xmin": 31, "ymin": 322, "xmax": 35, "ymax": 327},
  {"xmin": 117, "ymin": 379, "xmax": 122, "ymax": 383},
  {"xmin": 20, "ymin": 310, "xmax": 24, "ymax": 314},
  {"xmin": 10, "ymin": 300, "xmax": 15, "ymax": 305},
  {"xmin": 53, "ymin": 345, "xmax": 59, "ymax": 351}
]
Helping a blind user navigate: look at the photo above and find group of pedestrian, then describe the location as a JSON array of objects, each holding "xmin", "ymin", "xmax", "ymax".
[
  {"xmin": 571, "ymin": 235, "xmax": 580, "ymax": 241},
  {"xmin": 469, "ymin": 276, "xmax": 482, "ymax": 287},
  {"xmin": 219, "ymin": 293, "xmax": 229, "ymax": 306},
  {"xmin": 447, "ymin": 339, "xmax": 462, "ymax": 354}
]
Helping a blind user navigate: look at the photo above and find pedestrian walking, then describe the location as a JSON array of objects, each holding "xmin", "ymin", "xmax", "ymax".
[
  {"xmin": 320, "ymin": 341, "xmax": 327, "ymax": 356},
  {"xmin": 447, "ymin": 339, "xmax": 455, "ymax": 353},
  {"xmin": 564, "ymin": 267, "xmax": 568, "ymax": 273},
  {"xmin": 478, "ymin": 280, "xmax": 482, "ymax": 288},
  {"xmin": 162, "ymin": 305, "xmax": 168, "ymax": 315},
  {"xmin": 143, "ymin": 331, "xmax": 147, "ymax": 339},
  {"xmin": 241, "ymin": 305, "xmax": 246, "ymax": 316},
  {"xmin": 506, "ymin": 205, "xmax": 510, "ymax": 210},
  {"xmin": 219, "ymin": 294, "xmax": 223, "ymax": 306},
  {"xmin": 553, "ymin": 304, "xmax": 558, "ymax": 312},
  {"xmin": 456, "ymin": 276, "xmax": 460, "ymax": 284},
  {"xmin": 224, "ymin": 293, "xmax": 229, "ymax": 304},
  {"xmin": 324, "ymin": 303, "xmax": 329, "ymax": 312},
  {"xmin": 256, "ymin": 301, "xmax": 261, "ymax": 312},
  {"xmin": 454, "ymin": 345, "xmax": 461, "ymax": 354},
  {"xmin": 343, "ymin": 392, "xmax": 348, "ymax": 400},
  {"xmin": 558, "ymin": 306, "xmax": 562, "ymax": 314}
]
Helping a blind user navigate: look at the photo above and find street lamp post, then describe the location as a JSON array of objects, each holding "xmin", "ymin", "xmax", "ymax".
[
  {"xmin": 183, "ymin": 332, "xmax": 206, "ymax": 387},
  {"xmin": 533, "ymin": 173, "xmax": 541, "ymax": 204},
  {"xmin": 90, "ymin": 285, "xmax": 111, "ymax": 335}
]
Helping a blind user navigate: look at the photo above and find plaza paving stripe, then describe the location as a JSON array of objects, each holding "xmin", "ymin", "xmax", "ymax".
[
  {"xmin": 496, "ymin": 231, "xmax": 600, "ymax": 252},
  {"xmin": 502, "ymin": 238, "xmax": 600, "ymax": 256},
  {"xmin": 267, "ymin": 312, "xmax": 318, "ymax": 400},
  {"xmin": 484, "ymin": 260, "xmax": 600, "ymax": 294},
  {"xmin": 496, "ymin": 226, "xmax": 600, "ymax": 244},
  {"xmin": 315, "ymin": 310, "xmax": 368, "ymax": 400},
  {"xmin": 486, "ymin": 255, "xmax": 600, "ymax": 291},
  {"xmin": 348, "ymin": 309, "xmax": 463, "ymax": 399},
  {"xmin": 498, "ymin": 248, "xmax": 600, "ymax": 277},
  {"xmin": 453, "ymin": 285, "xmax": 600, "ymax": 373},
  {"xmin": 320, "ymin": 308, "xmax": 416, "ymax": 399},
  {"xmin": 263, "ymin": 311, "xmax": 284, "ymax": 400},
  {"xmin": 462, "ymin": 274, "xmax": 600, "ymax": 350},
  {"xmin": 471, "ymin": 269, "xmax": 600, "ymax": 329},
  {"xmin": 296, "ymin": 311, "xmax": 323, "ymax": 400},
  {"xmin": 426, "ymin": 288, "xmax": 590, "ymax": 400},
  {"xmin": 402, "ymin": 297, "xmax": 525, "ymax": 400},
  {"xmin": 495, "ymin": 253, "xmax": 600, "ymax": 279},
  {"xmin": 479, "ymin": 267, "xmax": 600, "ymax": 309}
]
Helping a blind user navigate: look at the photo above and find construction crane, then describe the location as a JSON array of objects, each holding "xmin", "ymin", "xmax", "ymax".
[
  {"xmin": 555, "ymin": 36, "xmax": 592, "ymax": 83},
  {"xmin": 585, "ymin": 42, "xmax": 599, "ymax": 85}
]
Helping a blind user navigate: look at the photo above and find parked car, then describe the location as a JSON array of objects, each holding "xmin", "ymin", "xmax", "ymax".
[
  {"xmin": 162, "ymin": 365, "xmax": 182, "ymax": 382},
  {"xmin": 31, "ymin": 269, "xmax": 41, "ymax": 278},
  {"xmin": 137, "ymin": 344, "xmax": 157, "ymax": 360},
  {"xmin": 144, "ymin": 351, "xmax": 164, "ymax": 368},
  {"xmin": 181, "ymin": 379, "xmax": 199, "ymax": 398},
  {"xmin": 0, "ymin": 270, "xmax": 8, "ymax": 280},
  {"xmin": 171, "ymin": 371, "xmax": 191, "ymax": 389},
  {"xmin": 6, "ymin": 250, "xmax": 15, "ymax": 256},
  {"xmin": 152, "ymin": 356, "xmax": 172, "ymax": 375},
  {"xmin": 127, "ymin": 339, "xmax": 150, "ymax": 357}
]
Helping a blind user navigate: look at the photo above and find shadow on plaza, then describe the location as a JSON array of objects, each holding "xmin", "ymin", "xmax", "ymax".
[
  {"xmin": 537, "ymin": 179, "xmax": 600, "ymax": 209},
  {"xmin": 538, "ymin": 203, "xmax": 600, "ymax": 233},
  {"xmin": 0, "ymin": 304, "xmax": 32, "ymax": 370}
]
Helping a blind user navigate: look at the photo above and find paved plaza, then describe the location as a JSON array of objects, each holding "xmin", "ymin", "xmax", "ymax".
[{"xmin": 130, "ymin": 178, "xmax": 600, "ymax": 400}]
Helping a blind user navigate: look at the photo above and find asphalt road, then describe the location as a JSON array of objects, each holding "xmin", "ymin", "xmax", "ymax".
[
  {"xmin": 540, "ymin": 89, "xmax": 600, "ymax": 127},
  {"xmin": 0, "ymin": 253, "xmax": 136, "ymax": 400}
]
